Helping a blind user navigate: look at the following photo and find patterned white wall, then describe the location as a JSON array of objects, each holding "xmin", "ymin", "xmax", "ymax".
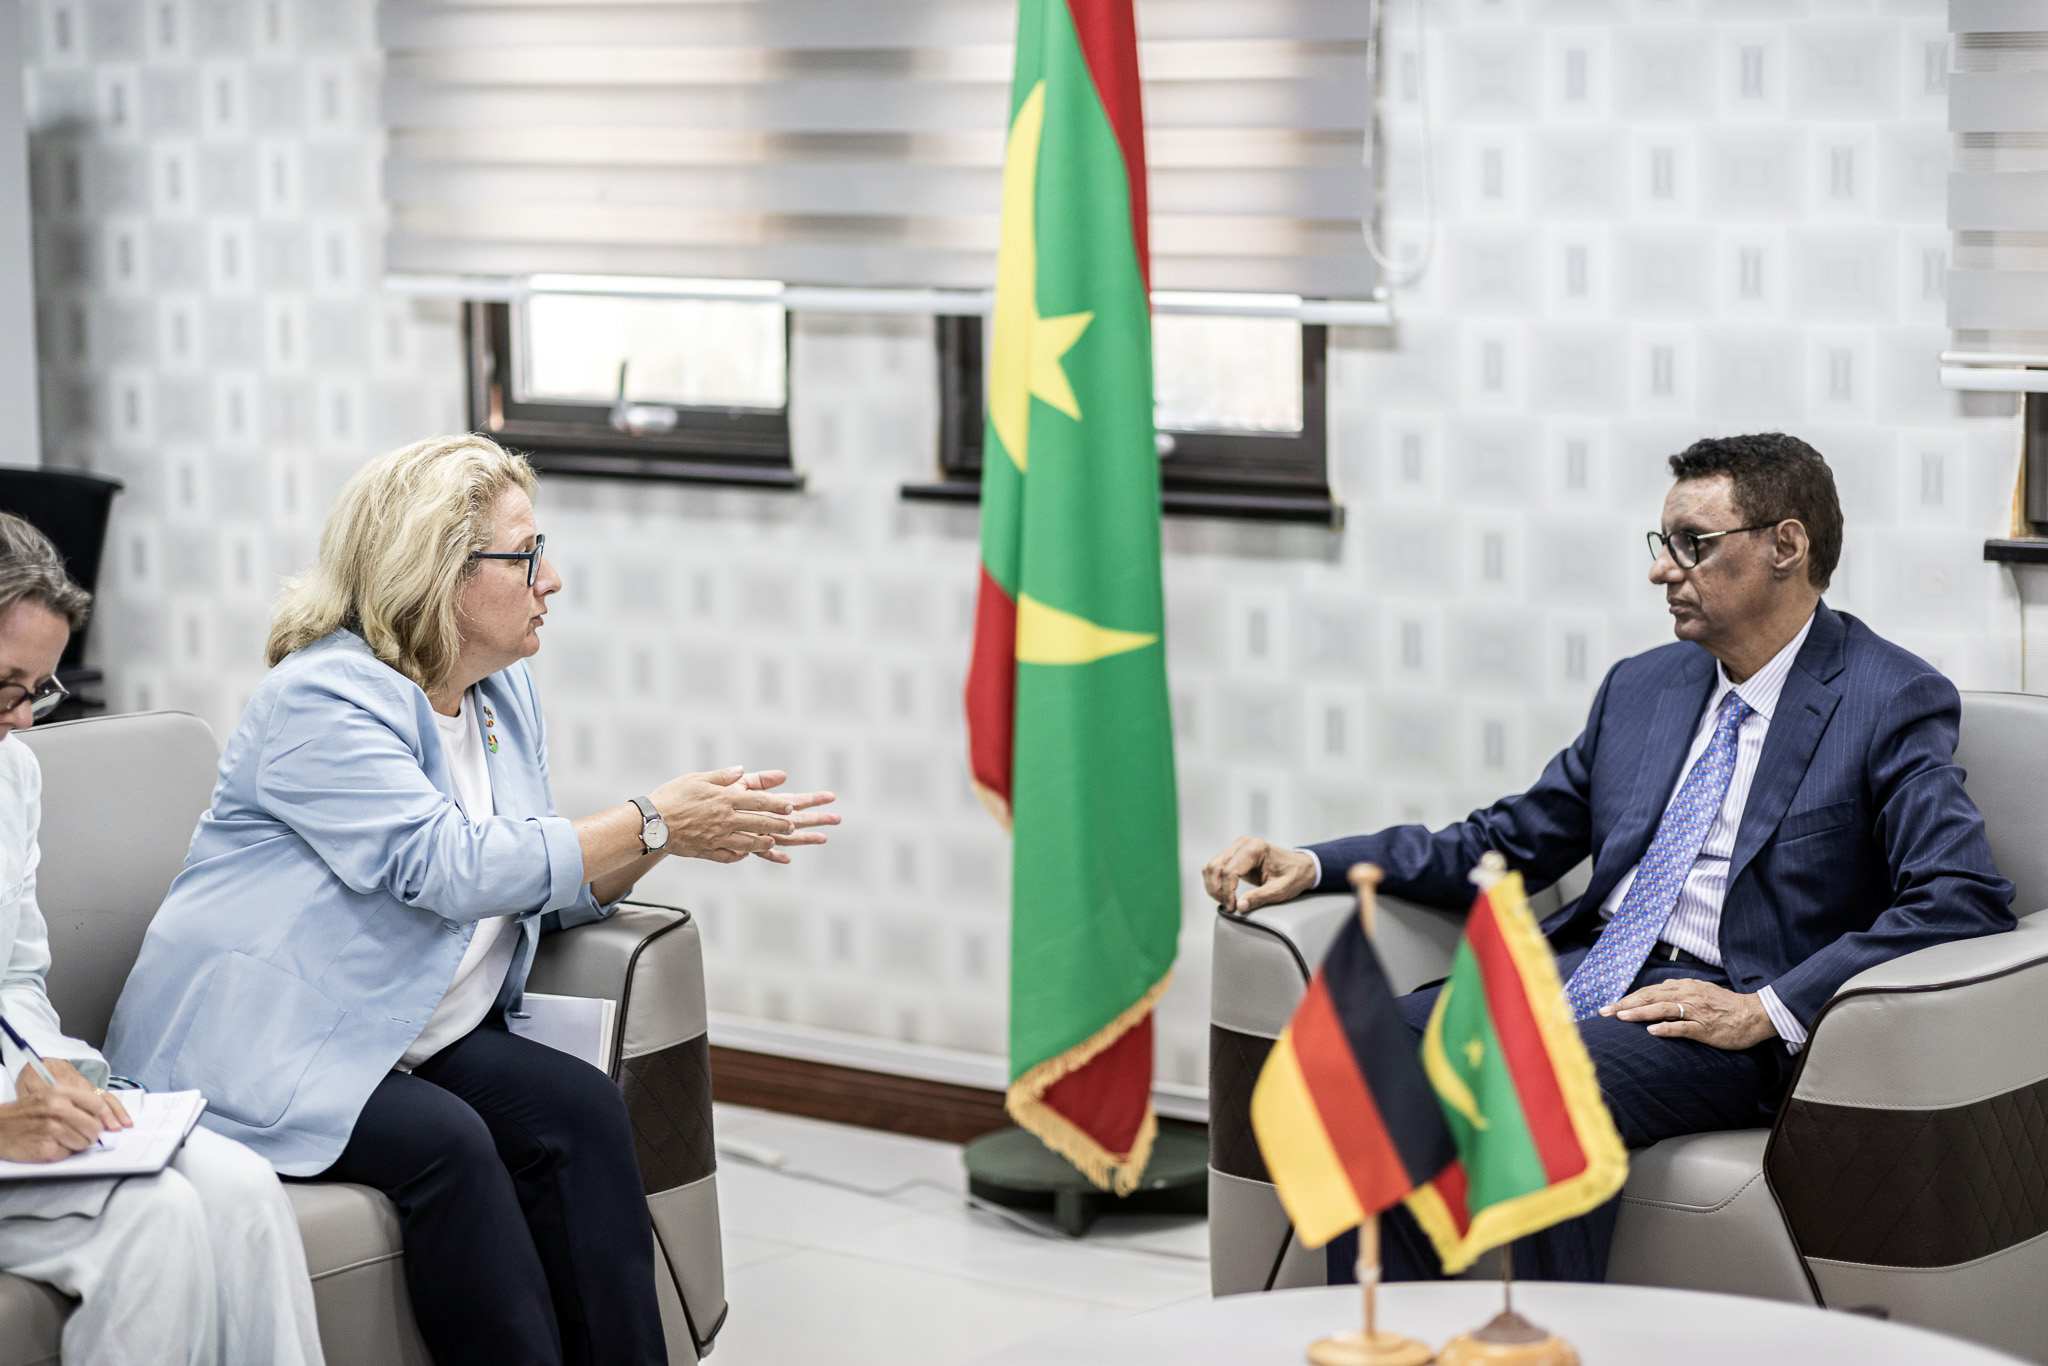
[
  {"xmin": 24, "ymin": 0, "xmax": 466, "ymax": 740},
  {"xmin": 25, "ymin": 0, "xmax": 2032, "ymax": 1100}
]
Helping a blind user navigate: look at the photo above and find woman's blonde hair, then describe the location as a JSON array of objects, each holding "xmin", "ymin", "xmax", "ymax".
[{"xmin": 267, "ymin": 434, "xmax": 538, "ymax": 693}]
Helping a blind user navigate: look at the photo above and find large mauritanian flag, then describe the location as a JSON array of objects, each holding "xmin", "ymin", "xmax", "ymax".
[
  {"xmin": 963, "ymin": 0, "xmax": 1179, "ymax": 1194},
  {"xmin": 1405, "ymin": 869, "xmax": 1629, "ymax": 1273}
]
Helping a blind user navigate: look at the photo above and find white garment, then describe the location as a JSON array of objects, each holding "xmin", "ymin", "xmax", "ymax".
[
  {"xmin": 0, "ymin": 736, "xmax": 102, "ymax": 1087},
  {"xmin": 400, "ymin": 692, "xmax": 518, "ymax": 1070},
  {"xmin": 0, "ymin": 735, "xmax": 324, "ymax": 1366},
  {"xmin": 1595, "ymin": 613, "xmax": 1816, "ymax": 1049},
  {"xmin": 0, "ymin": 1126, "xmax": 325, "ymax": 1366}
]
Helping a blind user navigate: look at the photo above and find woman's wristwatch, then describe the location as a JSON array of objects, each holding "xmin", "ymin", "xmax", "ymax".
[{"xmin": 630, "ymin": 796, "xmax": 669, "ymax": 855}]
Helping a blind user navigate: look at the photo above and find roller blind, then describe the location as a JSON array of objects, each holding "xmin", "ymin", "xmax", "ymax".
[
  {"xmin": 1948, "ymin": 0, "xmax": 2048, "ymax": 366},
  {"xmin": 378, "ymin": 1, "xmax": 1376, "ymax": 298}
]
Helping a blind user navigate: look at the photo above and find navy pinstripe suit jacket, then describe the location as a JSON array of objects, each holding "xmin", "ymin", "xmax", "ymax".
[{"xmin": 1305, "ymin": 602, "xmax": 2016, "ymax": 1029}]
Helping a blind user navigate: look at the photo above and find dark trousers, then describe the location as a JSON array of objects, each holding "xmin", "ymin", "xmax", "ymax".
[
  {"xmin": 1329, "ymin": 943, "xmax": 1793, "ymax": 1285},
  {"xmin": 308, "ymin": 1021, "xmax": 666, "ymax": 1366}
]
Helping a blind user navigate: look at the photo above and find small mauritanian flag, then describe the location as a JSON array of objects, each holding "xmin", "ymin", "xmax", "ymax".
[
  {"xmin": 962, "ymin": 0, "xmax": 1179, "ymax": 1193},
  {"xmin": 1251, "ymin": 896, "xmax": 1457, "ymax": 1249},
  {"xmin": 1405, "ymin": 869, "xmax": 1629, "ymax": 1273}
]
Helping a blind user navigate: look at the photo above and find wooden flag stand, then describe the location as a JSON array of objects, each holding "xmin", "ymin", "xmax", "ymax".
[
  {"xmin": 1435, "ymin": 1242, "xmax": 1576, "ymax": 1366},
  {"xmin": 1306, "ymin": 865, "xmax": 1434, "ymax": 1366}
]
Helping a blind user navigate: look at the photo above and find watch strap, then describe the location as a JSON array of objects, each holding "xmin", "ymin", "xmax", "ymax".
[{"xmin": 629, "ymin": 796, "xmax": 664, "ymax": 852}]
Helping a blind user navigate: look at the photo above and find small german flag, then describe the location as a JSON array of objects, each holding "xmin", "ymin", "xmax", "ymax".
[
  {"xmin": 1405, "ymin": 868, "xmax": 1629, "ymax": 1273},
  {"xmin": 1250, "ymin": 894, "xmax": 1457, "ymax": 1249}
]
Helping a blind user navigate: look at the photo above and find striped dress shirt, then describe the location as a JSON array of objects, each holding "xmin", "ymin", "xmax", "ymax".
[{"xmin": 1596, "ymin": 612, "xmax": 1815, "ymax": 1049}]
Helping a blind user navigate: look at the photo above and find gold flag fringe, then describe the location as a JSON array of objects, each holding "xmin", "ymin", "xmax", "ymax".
[
  {"xmin": 971, "ymin": 777, "xmax": 1013, "ymax": 831},
  {"xmin": 1004, "ymin": 971, "xmax": 1172, "ymax": 1196}
]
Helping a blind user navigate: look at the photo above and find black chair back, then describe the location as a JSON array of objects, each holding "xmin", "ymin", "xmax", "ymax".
[{"xmin": 0, "ymin": 467, "xmax": 123, "ymax": 672}]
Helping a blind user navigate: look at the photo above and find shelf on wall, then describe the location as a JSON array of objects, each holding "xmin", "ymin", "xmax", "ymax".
[{"xmin": 1985, "ymin": 539, "xmax": 2048, "ymax": 566}]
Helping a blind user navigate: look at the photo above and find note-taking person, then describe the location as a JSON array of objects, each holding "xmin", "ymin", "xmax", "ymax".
[
  {"xmin": 0, "ymin": 511, "xmax": 323, "ymax": 1366},
  {"xmin": 1202, "ymin": 434, "xmax": 2014, "ymax": 1282},
  {"xmin": 108, "ymin": 434, "xmax": 839, "ymax": 1366}
]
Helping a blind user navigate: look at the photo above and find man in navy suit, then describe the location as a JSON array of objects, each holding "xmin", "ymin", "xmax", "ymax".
[{"xmin": 1202, "ymin": 434, "xmax": 2015, "ymax": 1281}]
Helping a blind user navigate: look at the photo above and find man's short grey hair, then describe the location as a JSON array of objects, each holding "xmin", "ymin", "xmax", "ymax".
[{"xmin": 0, "ymin": 511, "xmax": 90, "ymax": 632}]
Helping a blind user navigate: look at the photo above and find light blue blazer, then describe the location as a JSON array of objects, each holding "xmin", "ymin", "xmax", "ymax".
[{"xmin": 105, "ymin": 630, "xmax": 609, "ymax": 1175}]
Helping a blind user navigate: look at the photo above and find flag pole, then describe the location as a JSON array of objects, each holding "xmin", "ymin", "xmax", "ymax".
[{"xmin": 1306, "ymin": 865, "xmax": 1432, "ymax": 1366}]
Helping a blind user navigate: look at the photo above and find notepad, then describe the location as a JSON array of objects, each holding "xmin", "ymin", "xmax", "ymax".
[
  {"xmin": 0, "ymin": 1089, "xmax": 208, "ymax": 1182},
  {"xmin": 510, "ymin": 993, "xmax": 618, "ymax": 1073}
]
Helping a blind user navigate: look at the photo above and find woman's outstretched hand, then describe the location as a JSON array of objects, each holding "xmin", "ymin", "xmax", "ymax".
[
  {"xmin": 578, "ymin": 766, "xmax": 842, "ymax": 898},
  {"xmin": 649, "ymin": 767, "xmax": 838, "ymax": 864},
  {"xmin": 649, "ymin": 766, "xmax": 797, "ymax": 863},
  {"xmin": 736, "ymin": 769, "xmax": 839, "ymax": 863}
]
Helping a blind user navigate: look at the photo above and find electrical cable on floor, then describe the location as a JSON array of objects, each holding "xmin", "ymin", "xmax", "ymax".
[{"xmin": 715, "ymin": 1141, "xmax": 1210, "ymax": 1264}]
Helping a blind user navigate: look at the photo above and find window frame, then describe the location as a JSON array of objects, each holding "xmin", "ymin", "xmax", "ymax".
[
  {"xmin": 903, "ymin": 314, "xmax": 1338, "ymax": 526},
  {"xmin": 464, "ymin": 300, "xmax": 803, "ymax": 489}
]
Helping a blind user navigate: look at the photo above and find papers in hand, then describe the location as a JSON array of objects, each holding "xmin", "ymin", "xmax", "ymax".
[
  {"xmin": 510, "ymin": 993, "xmax": 618, "ymax": 1073},
  {"xmin": 0, "ymin": 1090, "xmax": 207, "ymax": 1182}
]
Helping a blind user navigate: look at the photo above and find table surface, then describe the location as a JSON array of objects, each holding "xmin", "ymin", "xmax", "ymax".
[{"xmin": 969, "ymin": 1282, "xmax": 2030, "ymax": 1365}]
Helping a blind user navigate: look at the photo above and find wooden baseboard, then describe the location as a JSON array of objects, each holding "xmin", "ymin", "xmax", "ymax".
[{"xmin": 709, "ymin": 1045, "xmax": 1015, "ymax": 1145}]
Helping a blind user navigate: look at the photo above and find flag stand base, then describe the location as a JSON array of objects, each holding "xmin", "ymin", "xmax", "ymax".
[
  {"xmin": 962, "ymin": 1125, "xmax": 1206, "ymax": 1237},
  {"xmin": 1436, "ymin": 1312, "xmax": 1578, "ymax": 1366},
  {"xmin": 1306, "ymin": 1330, "xmax": 1434, "ymax": 1366}
]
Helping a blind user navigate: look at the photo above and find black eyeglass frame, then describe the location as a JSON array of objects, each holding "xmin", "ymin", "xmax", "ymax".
[
  {"xmin": 469, "ymin": 533, "xmax": 546, "ymax": 588},
  {"xmin": 1646, "ymin": 522, "xmax": 1782, "ymax": 570},
  {"xmin": 0, "ymin": 675, "xmax": 69, "ymax": 721}
]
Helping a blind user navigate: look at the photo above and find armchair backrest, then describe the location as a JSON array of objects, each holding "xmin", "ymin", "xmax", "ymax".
[
  {"xmin": 16, "ymin": 711, "xmax": 218, "ymax": 1047},
  {"xmin": 1955, "ymin": 690, "xmax": 2048, "ymax": 917}
]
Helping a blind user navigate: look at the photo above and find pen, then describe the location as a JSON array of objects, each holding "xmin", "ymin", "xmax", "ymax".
[
  {"xmin": 0, "ymin": 1011, "xmax": 59, "ymax": 1091},
  {"xmin": 0, "ymin": 1011, "xmax": 108, "ymax": 1149}
]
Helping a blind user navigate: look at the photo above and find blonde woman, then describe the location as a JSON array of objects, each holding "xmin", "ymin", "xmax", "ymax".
[{"xmin": 107, "ymin": 435, "xmax": 836, "ymax": 1366}]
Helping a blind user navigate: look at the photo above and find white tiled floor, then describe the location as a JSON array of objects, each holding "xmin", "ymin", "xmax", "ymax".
[{"xmin": 707, "ymin": 1104, "xmax": 1211, "ymax": 1366}]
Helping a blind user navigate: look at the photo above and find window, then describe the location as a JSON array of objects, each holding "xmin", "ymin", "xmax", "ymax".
[
  {"xmin": 465, "ymin": 282, "xmax": 798, "ymax": 488},
  {"xmin": 908, "ymin": 313, "xmax": 1334, "ymax": 525}
]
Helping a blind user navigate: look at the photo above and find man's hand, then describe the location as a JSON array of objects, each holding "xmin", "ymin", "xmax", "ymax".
[
  {"xmin": 1603, "ymin": 980, "xmax": 1777, "ymax": 1051},
  {"xmin": 1202, "ymin": 838, "xmax": 1319, "ymax": 914},
  {"xmin": 737, "ymin": 770, "xmax": 839, "ymax": 865},
  {"xmin": 0, "ymin": 1088, "xmax": 108, "ymax": 1163},
  {"xmin": 16, "ymin": 1057, "xmax": 131, "ymax": 1130}
]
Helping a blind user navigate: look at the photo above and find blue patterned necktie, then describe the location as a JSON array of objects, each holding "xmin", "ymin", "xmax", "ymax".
[{"xmin": 1564, "ymin": 689, "xmax": 1754, "ymax": 1022}]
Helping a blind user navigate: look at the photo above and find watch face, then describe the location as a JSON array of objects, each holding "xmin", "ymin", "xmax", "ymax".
[{"xmin": 645, "ymin": 815, "xmax": 669, "ymax": 850}]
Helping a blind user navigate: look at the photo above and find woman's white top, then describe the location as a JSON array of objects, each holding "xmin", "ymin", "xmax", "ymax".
[
  {"xmin": 0, "ymin": 735, "xmax": 108, "ymax": 1104},
  {"xmin": 398, "ymin": 694, "xmax": 518, "ymax": 1070}
]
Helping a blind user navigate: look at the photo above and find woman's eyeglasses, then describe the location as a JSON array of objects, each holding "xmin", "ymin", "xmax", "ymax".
[
  {"xmin": 0, "ymin": 675, "xmax": 69, "ymax": 721},
  {"xmin": 469, "ymin": 534, "xmax": 546, "ymax": 588}
]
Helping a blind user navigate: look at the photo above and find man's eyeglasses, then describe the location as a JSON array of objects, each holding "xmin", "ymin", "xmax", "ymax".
[
  {"xmin": 1646, "ymin": 523, "xmax": 1780, "ymax": 570},
  {"xmin": 469, "ymin": 534, "xmax": 546, "ymax": 588},
  {"xmin": 0, "ymin": 675, "xmax": 68, "ymax": 721}
]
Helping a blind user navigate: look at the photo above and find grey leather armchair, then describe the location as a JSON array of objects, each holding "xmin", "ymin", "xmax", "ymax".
[
  {"xmin": 1208, "ymin": 690, "xmax": 2048, "ymax": 1364},
  {"xmin": 1, "ymin": 711, "xmax": 727, "ymax": 1366}
]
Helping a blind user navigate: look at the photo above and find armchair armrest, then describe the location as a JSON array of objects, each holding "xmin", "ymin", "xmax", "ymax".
[
  {"xmin": 1794, "ymin": 909, "xmax": 2048, "ymax": 1110},
  {"xmin": 1211, "ymin": 891, "xmax": 1464, "ymax": 1042},
  {"xmin": 1832, "ymin": 908, "xmax": 2048, "ymax": 997},
  {"xmin": 528, "ymin": 900, "xmax": 725, "ymax": 1361},
  {"xmin": 529, "ymin": 901, "xmax": 706, "ymax": 1070}
]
